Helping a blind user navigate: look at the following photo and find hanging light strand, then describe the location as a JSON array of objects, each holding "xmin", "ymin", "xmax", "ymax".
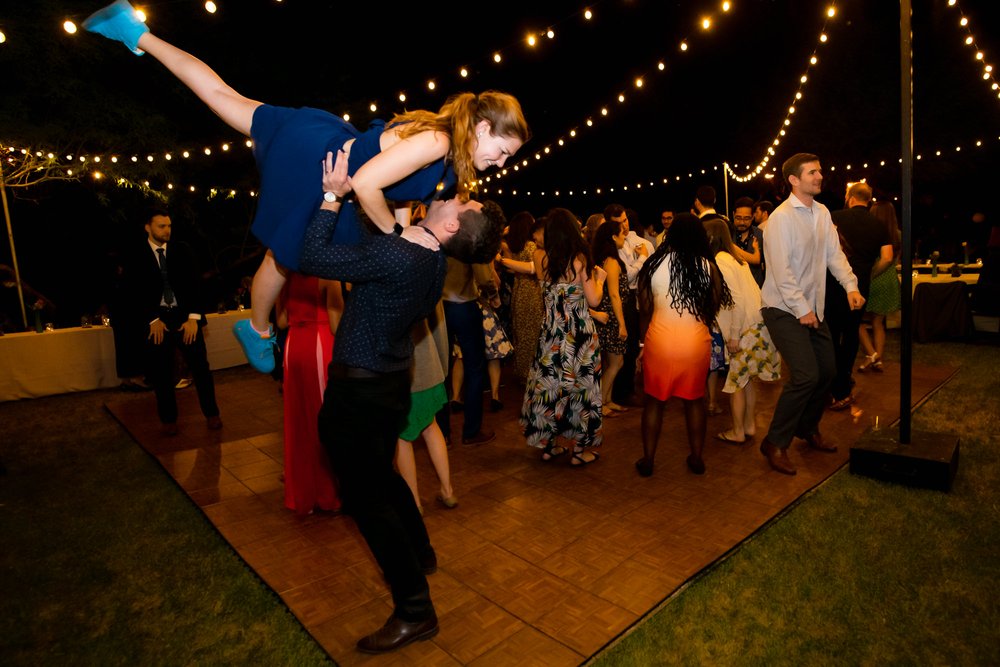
[
  {"xmin": 489, "ymin": 0, "xmax": 738, "ymax": 189},
  {"xmin": 724, "ymin": 7, "xmax": 835, "ymax": 183},
  {"xmin": 946, "ymin": 0, "xmax": 999, "ymax": 103}
]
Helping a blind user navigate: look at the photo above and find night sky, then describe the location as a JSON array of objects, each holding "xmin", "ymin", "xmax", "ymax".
[{"xmin": 2, "ymin": 0, "xmax": 999, "ymax": 323}]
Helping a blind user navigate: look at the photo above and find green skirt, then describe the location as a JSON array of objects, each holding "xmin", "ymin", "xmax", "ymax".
[
  {"xmin": 399, "ymin": 383, "xmax": 447, "ymax": 442},
  {"xmin": 867, "ymin": 266, "xmax": 901, "ymax": 315}
]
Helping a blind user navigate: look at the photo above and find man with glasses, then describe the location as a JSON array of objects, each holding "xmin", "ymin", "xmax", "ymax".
[
  {"xmin": 731, "ymin": 196, "xmax": 765, "ymax": 287},
  {"xmin": 656, "ymin": 210, "xmax": 675, "ymax": 247}
]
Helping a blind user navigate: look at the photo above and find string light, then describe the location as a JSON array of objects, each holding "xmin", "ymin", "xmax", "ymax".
[
  {"xmin": 22, "ymin": 3, "xmax": 997, "ymax": 201},
  {"xmin": 491, "ymin": 1, "xmax": 736, "ymax": 190},
  {"xmin": 724, "ymin": 9, "xmax": 834, "ymax": 183},
  {"xmin": 948, "ymin": 0, "xmax": 999, "ymax": 102}
]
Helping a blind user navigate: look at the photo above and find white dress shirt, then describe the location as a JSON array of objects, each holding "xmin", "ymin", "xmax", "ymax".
[
  {"xmin": 619, "ymin": 231, "xmax": 654, "ymax": 291},
  {"xmin": 760, "ymin": 194, "xmax": 858, "ymax": 321}
]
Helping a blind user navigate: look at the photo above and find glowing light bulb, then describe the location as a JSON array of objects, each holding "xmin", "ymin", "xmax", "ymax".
[
  {"xmin": 63, "ymin": 20, "xmax": 77, "ymax": 34},
  {"xmin": 205, "ymin": 1, "xmax": 217, "ymax": 14},
  {"xmin": 680, "ymin": 41, "xmax": 688, "ymax": 51},
  {"xmin": 827, "ymin": 6, "xmax": 836, "ymax": 18}
]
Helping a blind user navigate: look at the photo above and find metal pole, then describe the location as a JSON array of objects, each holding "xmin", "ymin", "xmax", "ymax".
[
  {"xmin": 722, "ymin": 163, "xmax": 730, "ymax": 217},
  {"xmin": 899, "ymin": 0, "xmax": 913, "ymax": 444},
  {"xmin": 0, "ymin": 160, "xmax": 28, "ymax": 329}
]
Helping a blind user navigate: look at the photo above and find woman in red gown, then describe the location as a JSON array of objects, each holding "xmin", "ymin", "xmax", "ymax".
[{"xmin": 277, "ymin": 272, "xmax": 344, "ymax": 515}]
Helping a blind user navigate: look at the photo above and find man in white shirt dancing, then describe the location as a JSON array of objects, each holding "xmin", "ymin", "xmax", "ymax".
[{"xmin": 758, "ymin": 153, "xmax": 864, "ymax": 475}]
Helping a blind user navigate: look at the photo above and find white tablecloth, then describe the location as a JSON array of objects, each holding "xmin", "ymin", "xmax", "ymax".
[{"xmin": 0, "ymin": 310, "xmax": 251, "ymax": 402}]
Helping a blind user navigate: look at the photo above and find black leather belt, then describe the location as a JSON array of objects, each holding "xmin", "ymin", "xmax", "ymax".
[{"xmin": 328, "ymin": 363, "xmax": 383, "ymax": 379}]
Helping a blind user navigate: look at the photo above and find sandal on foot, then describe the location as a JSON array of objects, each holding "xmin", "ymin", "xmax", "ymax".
[
  {"xmin": 858, "ymin": 353, "xmax": 879, "ymax": 372},
  {"xmin": 715, "ymin": 431, "xmax": 748, "ymax": 444},
  {"xmin": 707, "ymin": 404, "xmax": 723, "ymax": 416},
  {"xmin": 540, "ymin": 445, "xmax": 568, "ymax": 462},
  {"xmin": 571, "ymin": 451, "xmax": 601, "ymax": 467},
  {"xmin": 829, "ymin": 395, "xmax": 855, "ymax": 411},
  {"xmin": 435, "ymin": 493, "xmax": 459, "ymax": 509}
]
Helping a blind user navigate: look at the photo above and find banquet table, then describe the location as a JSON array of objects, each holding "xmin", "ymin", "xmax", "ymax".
[
  {"xmin": 908, "ymin": 272, "xmax": 980, "ymax": 296},
  {"xmin": 0, "ymin": 309, "xmax": 251, "ymax": 402},
  {"xmin": 911, "ymin": 280, "xmax": 975, "ymax": 342},
  {"xmin": 909, "ymin": 261, "xmax": 982, "ymax": 274},
  {"xmin": 886, "ymin": 273, "xmax": 980, "ymax": 330}
]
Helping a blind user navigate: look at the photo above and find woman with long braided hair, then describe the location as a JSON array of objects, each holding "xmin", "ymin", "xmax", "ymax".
[{"xmin": 634, "ymin": 213, "xmax": 732, "ymax": 477}]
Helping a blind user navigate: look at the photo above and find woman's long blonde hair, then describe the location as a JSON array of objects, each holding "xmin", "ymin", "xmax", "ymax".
[{"xmin": 390, "ymin": 91, "xmax": 530, "ymax": 194}]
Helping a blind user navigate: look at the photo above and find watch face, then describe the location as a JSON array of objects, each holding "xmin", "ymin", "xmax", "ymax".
[{"xmin": 324, "ymin": 192, "xmax": 336, "ymax": 203}]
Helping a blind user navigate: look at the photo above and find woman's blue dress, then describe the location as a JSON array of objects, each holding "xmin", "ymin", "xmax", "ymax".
[{"xmin": 250, "ymin": 104, "xmax": 457, "ymax": 270}]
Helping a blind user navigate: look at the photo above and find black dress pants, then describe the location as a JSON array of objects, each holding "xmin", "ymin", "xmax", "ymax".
[
  {"xmin": 145, "ymin": 310, "xmax": 219, "ymax": 424},
  {"xmin": 318, "ymin": 367, "xmax": 435, "ymax": 621},
  {"xmin": 826, "ymin": 276, "xmax": 865, "ymax": 401}
]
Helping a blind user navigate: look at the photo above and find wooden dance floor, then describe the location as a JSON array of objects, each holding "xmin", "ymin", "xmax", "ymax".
[{"xmin": 105, "ymin": 360, "xmax": 953, "ymax": 666}]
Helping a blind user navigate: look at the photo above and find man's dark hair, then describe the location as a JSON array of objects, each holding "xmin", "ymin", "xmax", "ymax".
[
  {"xmin": 732, "ymin": 196, "xmax": 755, "ymax": 211},
  {"xmin": 782, "ymin": 152, "xmax": 820, "ymax": 183},
  {"xmin": 143, "ymin": 206, "xmax": 170, "ymax": 225},
  {"xmin": 626, "ymin": 208, "xmax": 640, "ymax": 229},
  {"xmin": 603, "ymin": 203, "xmax": 626, "ymax": 221},
  {"xmin": 695, "ymin": 185, "xmax": 716, "ymax": 207},
  {"xmin": 754, "ymin": 200, "xmax": 774, "ymax": 215},
  {"xmin": 445, "ymin": 200, "xmax": 506, "ymax": 263},
  {"xmin": 505, "ymin": 211, "xmax": 536, "ymax": 255}
]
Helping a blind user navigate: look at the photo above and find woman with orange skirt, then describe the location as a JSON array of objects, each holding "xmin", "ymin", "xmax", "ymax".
[{"xmin": 635, "ymin": 214, "xmax": 731, "ymax": 477}]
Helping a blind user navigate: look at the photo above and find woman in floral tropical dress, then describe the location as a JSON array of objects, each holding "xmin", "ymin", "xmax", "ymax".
[{"xmin": 519, "ymin": 209, "xmax": 606, "ymax": 466}]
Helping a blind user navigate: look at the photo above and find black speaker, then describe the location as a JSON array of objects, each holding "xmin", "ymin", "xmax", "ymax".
[{"xmin": 849, "ymin": 427, "xmax": 959, "ymax": 492}]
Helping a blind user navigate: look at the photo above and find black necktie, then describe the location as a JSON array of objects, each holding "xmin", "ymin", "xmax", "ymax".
[{"xmin": 156, "ymin": 248, "xmax": 176, "ymax": 306}]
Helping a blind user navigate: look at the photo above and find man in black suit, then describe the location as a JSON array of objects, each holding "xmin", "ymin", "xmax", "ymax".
[{"xmin": 122, "ymin": 208, "xmax": 222, "ymax": 435}]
